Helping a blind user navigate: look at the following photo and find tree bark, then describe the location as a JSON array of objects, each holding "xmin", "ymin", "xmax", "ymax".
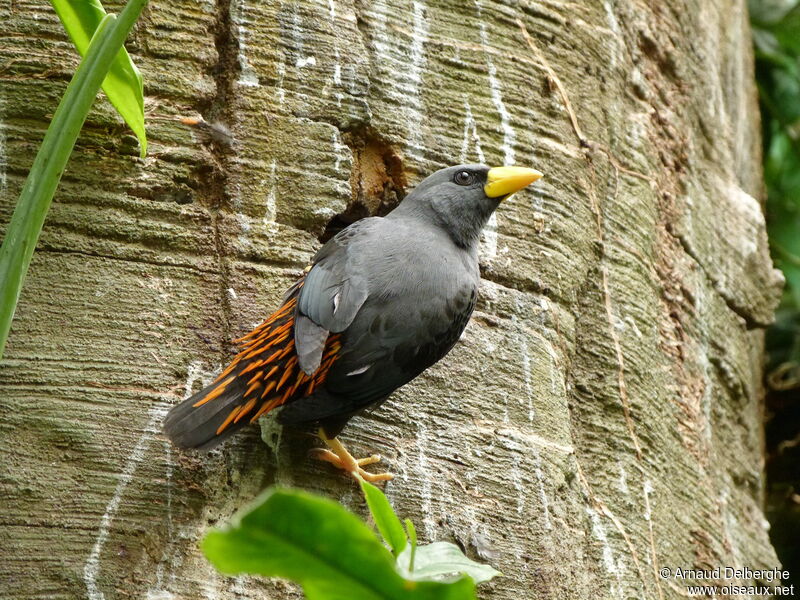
[{"xmin": 0, "ymin": 0, "xmax": 785, "ymax": 599}]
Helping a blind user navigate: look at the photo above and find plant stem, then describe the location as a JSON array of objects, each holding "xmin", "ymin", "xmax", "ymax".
[{"xmin": 0, "ymin": 0, "xmax": 148, "ymax": 358}]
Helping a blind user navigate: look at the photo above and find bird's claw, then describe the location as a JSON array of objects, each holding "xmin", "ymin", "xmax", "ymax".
[
  {"xmin": 309, "ymin": 447, "xmax": 394, "ymax": 483},
  {"xmin": 357, "ymin": 470, "xmax": 394, "ymax": 483},
  {"xmin": 356, "ymin": 454, "xmax": 382, "ymax": 467}
]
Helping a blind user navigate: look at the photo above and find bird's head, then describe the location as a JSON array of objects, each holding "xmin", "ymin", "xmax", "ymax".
[{"xmin": 392, "ymin": 164, "xmax": 543, "ymax": 249}]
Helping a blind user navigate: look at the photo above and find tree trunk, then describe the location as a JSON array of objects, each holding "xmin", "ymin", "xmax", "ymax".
[{"xmin": 0, "ymin": 0, "xmax": 785, "ymax": 598}]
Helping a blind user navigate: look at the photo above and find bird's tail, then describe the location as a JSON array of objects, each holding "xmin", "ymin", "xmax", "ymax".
[{"xmin": 163, "ymin": 281, "xmax": 341, "ymax": 450}]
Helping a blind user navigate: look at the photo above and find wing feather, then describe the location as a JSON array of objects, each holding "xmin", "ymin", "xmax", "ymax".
[{"xmin": 294, "ymin": 219, "xmax": 376, "ymax": 372}]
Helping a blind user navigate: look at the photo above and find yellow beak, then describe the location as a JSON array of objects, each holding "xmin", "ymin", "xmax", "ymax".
[{"xmin": 484, "ymin": 166, "xmax": 543, "ymax": 199}]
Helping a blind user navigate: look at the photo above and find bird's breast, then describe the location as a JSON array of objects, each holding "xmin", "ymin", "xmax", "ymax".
[{"xmin": 362, "ymin": 224, "xmax": 478, "ymax": 301}]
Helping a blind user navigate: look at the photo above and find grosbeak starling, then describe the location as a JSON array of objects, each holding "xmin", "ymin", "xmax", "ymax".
[{"xmin": 164, "ymin": 164, "xmax": 542, "ymax": 481}]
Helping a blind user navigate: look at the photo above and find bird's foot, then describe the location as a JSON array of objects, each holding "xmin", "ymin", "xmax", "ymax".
[{"xmin": 311, "ymin": 435, "xmax": 394, "ymax": 483}]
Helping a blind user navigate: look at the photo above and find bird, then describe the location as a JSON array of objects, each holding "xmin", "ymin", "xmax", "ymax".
[{"xmin": 164, "ymin": 164, "xmax": 542, "ymax": 481}]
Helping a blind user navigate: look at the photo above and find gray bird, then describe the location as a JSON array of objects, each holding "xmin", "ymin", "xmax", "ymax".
[{"xmin": 163, "ymin": 164, "xmax": 542, "ymax": 481}]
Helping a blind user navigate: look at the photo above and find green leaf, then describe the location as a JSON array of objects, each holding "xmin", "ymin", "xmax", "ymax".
[
  {"xmin": 359, "ymin": 479, "xmax": 407, "ymax": 556},
  {"xmin": 0, "ymin": 0, "xmax": 148, "ymax": 358},
  {"xmin": 50, "ymin": 0, "xmax": 147, "ymax": 157},
  {"xmin": 202, "ymin": 488, "xmax": 476, "ymax": 600},
  {"xmin": 766, "ymin": 128, "xmax": 800, "ymax": 309},
  {"xmin": 405, "ymin": 519, "xmax": 418, "ymax": 572},
  {"xmin": 769, "ymin": 4, "xmax": 800, "ymax": 54},
  {"xmin": 397, "ymin": 542, "xmax": 501, "ymax": 585},
  {"xmin": 750, "ymin": 0, "xmax": 800, "ymax": 26}
]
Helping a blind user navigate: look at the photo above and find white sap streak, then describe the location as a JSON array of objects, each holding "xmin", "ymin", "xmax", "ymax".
[
  {"xmin": 587, "ymin": 507, "xmax": 618, "ymax": 574},
  {"xmin": 719, "ymin": 486, "xmax": 744, "ymax": 566},
  {"xmin": 84, "ymin": 403, "xmax": 171, "ymax": 600},
  {"xmin": 487, "ymin": 60, "xmax": 515, "ymax": 165},
  {"xmin": 475, "ymin": 4, "xmax": 513, "ymax": 262},
  {"xmin": 626, "ymin": 114, "xmax": 647, "ymax": 151},
  {"xmin": 148, "ymin": 442, "xmax": 178, "ymax": 600},
  {"xmin": 460, "ymin": 103, "xmax": 472, "ymax": 163},
  {"xmin": 295, "ymin": 56, "xmax": 317, "ymax": 68},
  {"xmin": 285, "ymin": 2, "xmax": 317, "ymax": 105},
  {"xmin": 461, "ymin": 99, "xmax": 486, "ymax": 163},
  {"xmin": 265, "ymin": 160, "xmax": 277, "ymax": 224},
  {"xmin": 544, "ymin": 340, "xmax": 559, "ymax": 396},
  {"xmin": 276, "ymin": 60, "xmax": 286, "ymax": 105},
  {"xmin": 642, "ymin": 479, "xmax": 653, "ymax": 521},
  {"xmin": 603, "ymin": 0, "xmax": 621, "ymax": 68},
  {"xmin": 417, "ymin": 422, "xmax": 437, "ymax": 537},
  {"xmin": 520, "ymin": 337, "xmax": 534, "ymax": 422},
  {"xmin": 260, "ymin": 414, "xmax": 293, "ymax": 486},
  {"xmin": 236, "ymin": 207, "xmax": 253, "ymax": 252},
  {"xmin": 259, "ymin": 416, "xmax": 283, "ymax": 459},
  {"xmin": 533, "ymin": 449, "xmax": 552, "ymax": 529},
  {"xmin": 492, "ymin": 426, "xmax": 574, "ymax": 455},
  {"xmin": 459, "ymin": 503, "xmax": 492, "ymax": 562},
  {"xmin": 463, "ymin": 99, "xmax": 495, "ymax": 262},
  {"xmin": 230, "ymin": 0, "xmax": 259, "ymax": 87},
  {"xmin": 406, "ymin": 0, "xmax": 430, "ymax": 161},
  {"xmin": 409, "ymin": 3, "xmax": 428, "ymax": 102},
  {"xmin": 728, "ymin": 182, "xmax": 763, "ymax": 257},
  {"xmin": 0, "ymin": 93, "xmax": 6, "ymax": 191},
  {"xmin": 368, "ymin": 4, "xmax": 392, "ymax": 60},
  {"xmin": 161, "ymin": 442, "xmax": 174, "ymax": 575},
  {"xmin": 198, "ymin": 572, "xmax": 225, "ymax": 600},
  {"xmin": 314, "ymin": 207, "xmax": 338, "ymax": 218},
  {"xmin": 510, "ymin": 454, "xmax": 525, "ymax": 514},
  {"xmin": 85, "ymin": 363, "xmax": 212, "ymax": 600},
  {"xmin": 476, "ymin": 1, "xmax": 515, "ymax": 165},
  {"xmin": 699, "ymin": 349, "xmax": 713, "ymax": 443},
  {"xmin": 330, "ymin": 130, "xmax": 352, "ymax": 194},
  {"xmin": 288, "ymin": 5, "xmax": 306, "ymax": 59},
  {"xmin": 327, "ymin": 0, "xmax": 342, "ymax": 88},
  {"xmin": 363, "ymin": 1, "xmax": 427, "ymax": 156},
  {"xmin": 587, "ymin": 507, "xmax": 624, "ymax": 598},
  {"xmin": 618, "ymin": 465, "xmax": 629, "ymax": 494},
  {"xmin": 480, "ymin": 213, "xmax": 498, "ymax": 262},
  {"xmin": 230, "ymin": 577, "xmax": 249, "ymax": 596},
  {"xmin": 332, "ymin": 131, "xmax": 347, "ymax": 173}
]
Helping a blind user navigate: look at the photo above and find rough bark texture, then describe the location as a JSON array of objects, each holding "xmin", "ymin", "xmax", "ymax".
[{"xmin": 0, "ymin": 0, "xmax": 786, "ymax": 599}]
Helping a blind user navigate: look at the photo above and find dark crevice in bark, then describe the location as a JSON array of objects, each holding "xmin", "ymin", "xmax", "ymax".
[{"xmin": 194, "ymin": 0, "xmax": 242, "ymax": 364}]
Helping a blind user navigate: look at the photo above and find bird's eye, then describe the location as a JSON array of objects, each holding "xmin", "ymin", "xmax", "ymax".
[{"xmin": 453, "ymin": 170, "xmax": 474, "ymax": 186}]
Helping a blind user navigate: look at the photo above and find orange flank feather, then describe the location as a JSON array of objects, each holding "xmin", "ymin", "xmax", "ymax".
[
  {"xmin": 197, "ymin": 292, "xmax": 342, "ymax": 436},
  {"xmin": 216, "ymin": 405, "xmax": 242, "ymax": 434},
  {"xmin": 193, "ymin": 376, "xmax": 235, "ymax": 407},
  {"xmin": 244, "ymin": 380, "xmax": 262, "ymax": 398},
  {"xmin": 234, "ymin": 397, "xmax": 258, "ymax": 423},
  {"xmin": 276, "ymin": 367, "xmax": 294, "ymax": 391},
  {"xmin": 260, "ymin": 380, "xmax": 277, "ymax": 399}
]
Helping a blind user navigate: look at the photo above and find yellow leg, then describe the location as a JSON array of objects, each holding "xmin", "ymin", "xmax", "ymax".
[{"xmin": 310, "ymin": 430, "xmax": 394, "ymax": 482}]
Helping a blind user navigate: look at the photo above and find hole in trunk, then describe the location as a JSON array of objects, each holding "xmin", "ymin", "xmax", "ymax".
[{"xmin": 319, "ymin": 127, "xmax": 407, "ymax": 243}]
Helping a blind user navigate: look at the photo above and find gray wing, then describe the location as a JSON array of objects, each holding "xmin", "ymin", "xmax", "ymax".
[
  {"xmin": 279, "ymin": 281, "xmax": 478, "ymax": 432},
  {"xmin": 294, "ymin": 218, "xmax": 377, "ymax": 374}
]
